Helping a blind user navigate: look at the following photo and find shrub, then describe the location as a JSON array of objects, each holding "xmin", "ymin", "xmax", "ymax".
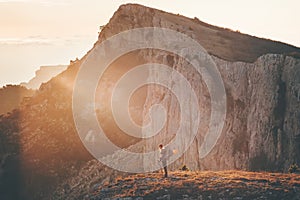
[
  {"xmin": 180, "ymin": 165, "xmax": 189, "ymax": 171},
  {"xmin": 288, "ymin": 163, "xmax": 300, "ymax": 173}
]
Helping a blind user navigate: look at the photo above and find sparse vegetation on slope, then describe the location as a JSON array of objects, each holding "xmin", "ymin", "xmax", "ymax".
[
  {"xmin": 0, "ymin": 85, "xmax": 35, "ymax": 115},
  {"xmin": 88, "ymin": 170, "xmax": 300, "ymax": 200}
]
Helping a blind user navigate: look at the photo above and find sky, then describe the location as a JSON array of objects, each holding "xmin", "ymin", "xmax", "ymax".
[{"xmin": 0, "ymin": 0, "xmax": 299, "ymax": 87}]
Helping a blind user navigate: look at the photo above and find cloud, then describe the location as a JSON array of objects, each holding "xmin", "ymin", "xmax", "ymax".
[
  {"xmin": 0, "ymin": 0, "xmax": 69, "ymax": 6},
  {"xmin": 0, "ymin": 35, "xmax": 95, "ymax": 46},
  {"xmin": 0, "ymin": 37, "xmax": 52, "ymax": 45},
  {"xmin": 0, "ymin": 0, "xmax": 28, "ymax": 2}
]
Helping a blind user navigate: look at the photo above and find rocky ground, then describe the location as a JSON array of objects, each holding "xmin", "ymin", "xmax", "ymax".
[{"xmin": 84, "ymin": 170, "xmax": 300, "ymax": 200}]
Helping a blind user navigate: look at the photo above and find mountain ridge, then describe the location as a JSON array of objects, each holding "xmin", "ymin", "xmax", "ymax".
[
  {"xmin": 121, "ymin": 3, "xmax": 300, "ymax": 49},
  {"xmin": 99, "ymin": 3, "xmax": 300, "ymax": 63},
  {"xmin": 21, "ymin": 65, "xmax": 68, "ymax": 90}
]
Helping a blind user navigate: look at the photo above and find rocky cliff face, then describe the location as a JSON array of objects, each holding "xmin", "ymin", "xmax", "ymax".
[
  {"xmin": 94, "ymin": 4, "xmax": 300, "ymax": 172},
  {"xmin": 0, "ymin": 3, "xmax": 300, "ymax": 200},
  {"xmin": 142, "ymin": 53, "xmax": 300, "ymax": 172}
]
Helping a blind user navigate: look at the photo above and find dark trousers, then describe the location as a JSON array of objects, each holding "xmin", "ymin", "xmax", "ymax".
[
  {"xmin": 163, "ymin": 166, "xmax": 168, "ymax": 177},
  {"xmin": 162, "ymin": 160, "xmax": 168, "ymax": 177}
]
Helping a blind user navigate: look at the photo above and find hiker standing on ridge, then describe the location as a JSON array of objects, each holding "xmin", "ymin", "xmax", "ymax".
[{"xmin": 159, "ymin": 144, "xmax": 168, "ymax": 177}]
